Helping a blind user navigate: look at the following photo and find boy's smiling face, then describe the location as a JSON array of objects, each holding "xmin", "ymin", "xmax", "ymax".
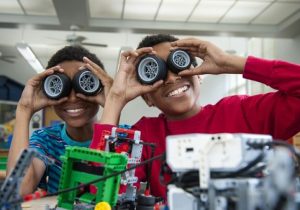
[
  {"xmin": 142, "ymin": 42, "xmax": 201, "ymax": 120},
  {"xmin": 53, "ymin": 60, "xmax": 99, "ymax": 128}
]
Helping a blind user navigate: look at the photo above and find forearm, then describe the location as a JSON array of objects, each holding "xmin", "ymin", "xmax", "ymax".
[
  {"xmin": 7, "ymin": 106, "xmax": 42, "ymax": 195},
  {"xmin": 7, "ymin": 105, "xmax": 32, "ymax": 173},
  {"xmin": 223, "ymin": 54, "xmax": 247, "ymax": 74},
  {"xmin": 100, "ymin": 94, "xmax": 126, "ymax": 125},
  {"xmin": 19, "ymin": 164, "xmax": 41, "ymax": 195}
]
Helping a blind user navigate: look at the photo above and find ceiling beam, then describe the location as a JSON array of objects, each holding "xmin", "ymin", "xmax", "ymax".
[
  {"xmin": 278, "ymin": 10, "xmax": 300, "ymax": 38},
  {"xmin": 90, "ymin": 19, "xmax": 279, "ymax": 37},
  {"xmin": 0, "ymin": 17, "xmax": 279, "ymax": 37},
  {"xmin": 0, "ymin": 14, "xmax": 59, "ymax": 25},
  {"xmin": 0, "ymin": 13, "xmax": 299, "ymax": 38}
]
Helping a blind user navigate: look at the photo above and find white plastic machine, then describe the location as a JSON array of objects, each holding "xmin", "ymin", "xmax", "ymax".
[
  {"xmin": 167, "ymin": 133, "xmax": 271, "ymax": 172},
  {"xmin": 166, "ymin": 133, "xmax": 299, "ymax": 210}
]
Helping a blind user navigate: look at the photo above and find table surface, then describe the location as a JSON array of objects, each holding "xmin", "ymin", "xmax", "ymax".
[{"xmin": 21, "ymin": 196, "xmax": 58, "ymax": 210}]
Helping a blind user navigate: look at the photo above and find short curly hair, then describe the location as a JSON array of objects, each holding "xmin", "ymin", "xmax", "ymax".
[
  {"xmin": 137, "ymin": 34, "xmax": 178, "ymax": 49},
  {"xmin": 46, "ymin": 45, "xmax": 105, "ymax": 70}
]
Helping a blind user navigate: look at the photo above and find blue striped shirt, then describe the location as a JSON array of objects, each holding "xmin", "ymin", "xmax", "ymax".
[{"xmin": 29, "ymin": 123, "xmax": 91, "ymax": 193}]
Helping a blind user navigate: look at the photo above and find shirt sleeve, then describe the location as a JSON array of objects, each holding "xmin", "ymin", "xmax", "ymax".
[
  {"xmin": 28, "ymin": 130, "xmax": 49, "ymax": 189},
  {"xmin": 244, "ymin": 56, "xmax": 300, "ymax": 96},
  {"xmin": 241, "ymin": 56, "xmax": 300, "ymax": 139},
  {"xmin": 29, "ymin": 130, "xmax": 49, "ymax": 166}
]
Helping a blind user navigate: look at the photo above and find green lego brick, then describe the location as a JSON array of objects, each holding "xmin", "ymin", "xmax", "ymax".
[
  {"xmin": 0, "ymin": 156, "xmax": 7, "ymax": 170},
  {"xmin": 78, "ymin": 192, "xmax": 95, "ymax": 203},
  {"xmin": 57, "ymin": 146, "xmax": 128, "ymax": 209}
]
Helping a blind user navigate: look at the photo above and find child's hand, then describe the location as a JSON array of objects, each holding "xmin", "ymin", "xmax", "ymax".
[
  {"xmin": 109, "ymin": 47, "xmax": 163, "ymax": 106},
  {"xmin": 76, "ymin": 57, "xmax": 113, "ymax": 107},
  {"xmin": 171, "ymin": 38, "xmax": 245, "ymax": 76},
  {"xmin": 18, "ymin": 66, "xmax": 68, "ymax": 116}
]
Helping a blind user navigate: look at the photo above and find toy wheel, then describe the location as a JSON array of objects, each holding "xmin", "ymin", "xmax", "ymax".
[
  {"xmin": 137, "ymin": 55, "xmax": 167, "ymax": 85},
  {"xmin": 73, "ymin": 69, "xmax": 102, "ymax": 95},
  {"xmin": 136, "ymin": 194, "xmax": 156, "ymax": 206},
  {"xmin": 43, "ymin": 73, "xmax": 71, "ymax": 100},
  {"xmin": 168, "ymin": 49, "xmax": 192, "ymax": 74},
  {"xmin": 136, "ymin": 206, "xmax": 155, "ymax": 210}
]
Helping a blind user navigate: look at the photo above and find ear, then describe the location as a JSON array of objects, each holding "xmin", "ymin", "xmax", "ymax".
[{"xmin": 142, "ymin": 93, "xmax": 154, "ymax": 107}]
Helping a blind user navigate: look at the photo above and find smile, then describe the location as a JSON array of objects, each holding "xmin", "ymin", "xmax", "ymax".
[
  {"xmin": 167, "ymin": 85, "xmax": 189, "ymax": 97},
  {"xmin": 65, "ymin": 108, "xmax": 84, "ymax": 114}
]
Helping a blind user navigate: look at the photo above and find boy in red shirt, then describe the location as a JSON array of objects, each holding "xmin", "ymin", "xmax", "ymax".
[{"xmin": 90, "ymin": 34, "xmax": 300, "ymax": 200}]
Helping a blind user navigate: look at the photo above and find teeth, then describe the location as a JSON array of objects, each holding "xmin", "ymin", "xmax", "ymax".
[
  {"xmin": 168, "ymin": 86, "xmax": 188, "ymax": 97},
  {"xmin": 66, "ymin": 108, "xmax": 83, "ymax": 113}
]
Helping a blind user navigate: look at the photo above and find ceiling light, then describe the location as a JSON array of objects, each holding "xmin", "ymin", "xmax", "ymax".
[{"xmin": 16, "ymin": 43, "xmax": 44, "ymax": 73}]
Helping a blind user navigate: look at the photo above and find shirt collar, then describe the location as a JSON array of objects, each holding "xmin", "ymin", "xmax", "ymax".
[{"xmin": 61, "ymin": 124, "xmax": 91, "ymax": 147}]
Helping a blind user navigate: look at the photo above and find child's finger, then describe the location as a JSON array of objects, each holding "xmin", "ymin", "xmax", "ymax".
[
  {"xmin": 32, "ymin": 66, "xmax": 64, "ymax": 85},
  {"xmin": 171, "ymin": 38, "xmax": 202, "ymax": 47},
  {"xmin": 83, "ymin": 57, "xmax": 105, "ymax": 72},
  {"xmin": 178, "ymin": 67, "xmax": 204, "ymax": 76}
]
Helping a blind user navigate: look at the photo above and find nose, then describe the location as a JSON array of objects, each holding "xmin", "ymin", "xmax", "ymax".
[
  {"xmin": 67, "ymin": 89, "xmax": 78, "ymax": 101},
  {"xmin": 164, "ymin": 70, "xmax": 181, "ymax": 84}
]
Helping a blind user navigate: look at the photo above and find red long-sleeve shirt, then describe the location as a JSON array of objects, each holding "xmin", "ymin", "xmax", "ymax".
[{"xmin": 90, "ymin": 56, "xmax": 300, "ymax": 200}]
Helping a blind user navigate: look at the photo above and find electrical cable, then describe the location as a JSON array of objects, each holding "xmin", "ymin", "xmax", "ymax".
[
  {"xmin": 107, "ymin": 135, "xmax": 157, "ymax": 193},
  {"xmin": 175, "ymin": 140, "xmax": 300, "ymax": 200},
  {"xmin": 174, "ymin": 151, "xmax": 265, "ymax": 190},
  {"xmin": 145, "ymin": 144, "xmax": 155, "ymax": 192},
  {"xmin": 213, "ymin": 152, "xmax": 265, "ymax": 178},
  {"xmin": 270, "ymin": 140, "xmax": 300, "ymax": 160},
  {"xmin": 248, "ymin": 140, "xmax": 300, "ymax": 160},
  {"xmin": 248, "ymin": 140, "xmax": 300, "ymax": 174},
  {"xmin": 107, "ymin": 136, "xmax": 156, "ymax": 147},
  {"xmin": 1, "ymin": 153, "xmax": 165, "ymax": 207},
  {"xmin": 159, "ymin": 159, "xmax": 177, "ymax": 186}
]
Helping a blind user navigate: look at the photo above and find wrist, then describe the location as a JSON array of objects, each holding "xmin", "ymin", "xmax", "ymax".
[
  {"xmin": 223, "ymin": 54, "xmax": 247, "ymax": 74},
  {"xmin": 16, "ymin": 104, "xmax": 33, "ymax": 120},
  {"xmin": 100, "ymin": 95, "xmax": 126, "ymax": 125},
  {"xmin": 107, "ymin": 91, "xmax": 127, "ymax": 107}
]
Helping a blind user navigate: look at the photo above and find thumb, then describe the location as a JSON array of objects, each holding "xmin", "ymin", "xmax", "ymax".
[{"xmin": 178, "ymin": 66, "xmax": 204, "ymax": 76}]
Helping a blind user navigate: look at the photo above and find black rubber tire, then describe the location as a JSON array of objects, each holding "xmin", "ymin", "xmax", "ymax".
[
  {"xmin": 136, "ymin": 55, "xmax": 167, "ymax": 85},
  {"xmin": 167, "ymin": 49, "xmax": 192, "ymax": 74},
  {"xmin": 72, "ymin": 69, "xmax": 102, "ymax": 96},
  {"xmin": 136, "ymin": 194, "xmax": 156, "ymax": 206},
  {"xmin": 136, "ymin": 206, "xmax": 155, "ymax": 210},
  {"xmin": 43, "ymin": 73, "xmax": 72, "ymax": 100}
]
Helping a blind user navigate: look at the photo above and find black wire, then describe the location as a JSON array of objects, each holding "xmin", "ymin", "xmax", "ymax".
[
  {"xmin": 248, "ymin": 139, "xmax": 300, "ymax": 160},
  {"xmin": 176, "ymin": 170, "xmax": 199, "ymax": 188},
  {"xmin": 107, "ymin": 135, "xmax": 157, "ymax": 191},
  {"xmin": 108, "ymin": 136, "xmax": 156, "ymax": 147},
  {"xmin": 2, "ymin": 153, "xmax": 165, "ymax": 207},
  {"xmin": 270, "ymin": 140, "xmax": 300, "ymax": 160},
  {"xmin": 213, "ymin": 152, "xmax": 265, "ymax": 178},
  {"xmin": 248, "ymin": 139, "xmax": 300, "ymax": 174},
  {"xmin": 173, "ymin": 151, "xmax": 265, "ymax": 190},
  {"xmin": 236, "ymin": 164, "xmax": 266, "ymax": 177},
  {"xmin": 146, "ymin": 145, "xmax": 155, "ymax": 191},
  {"xmin": 159, "ymin": 159, "xmax": 177, "ymax": 186},
  {"xmin": 48, "ymin": 153, "xmax": 165, "ymax": 196},
  {"xmin": 273, "ymin": 194, "xmax": 288, "ymax": 210},
  {"xmin": 181, "ymin": 186, "xmax": 200, "ymax": 198}
]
